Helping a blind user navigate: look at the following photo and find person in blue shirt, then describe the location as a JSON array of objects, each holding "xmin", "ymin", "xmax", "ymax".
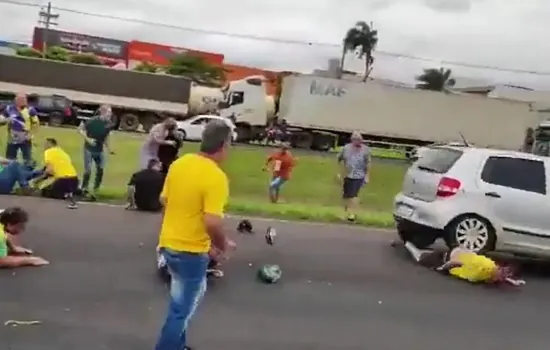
[{"xmin": 1, "ymin": 94, "xmax": 40, "ymax": 166}]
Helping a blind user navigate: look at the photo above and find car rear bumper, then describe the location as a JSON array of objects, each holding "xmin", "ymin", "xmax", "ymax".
[{"xmin": 393, "ymin": 192, "xmax": 457, "ymax": 230}]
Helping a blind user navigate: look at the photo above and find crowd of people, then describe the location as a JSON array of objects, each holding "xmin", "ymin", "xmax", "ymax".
[{"xmin": 0, "ymin": 93, "xmax": 378, "ymax": 349}]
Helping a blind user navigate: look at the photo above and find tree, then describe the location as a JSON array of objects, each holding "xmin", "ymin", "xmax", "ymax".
[
  {"xmin": 340, "ymin": 21, "xmax": 379, "ymax": 81},
  {"xmin": 415, "ymin": 67, "xmax": 456, "ymax": 92},
  {"xmin": 165, "ymin": 54, "xmax": 226, "ymax": 85},
  {"xmin": 69, "ymin": 53, "xmax": 104, "ymax": 65},
  {"xmin": 15, "ymin": 47, "xmax": 43, "ymax": 58},
  {"xmin": 44, "ymin": 46, "xmax": 70, "ymax": 61},
  {"xmin": 134, "ymin": 61, "xmax": 160, "ymax": 73}
]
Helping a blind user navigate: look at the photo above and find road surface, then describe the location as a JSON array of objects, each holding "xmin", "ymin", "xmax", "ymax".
[{"xmin": 1, "ymin": 196, "xmax": 550, "ymax": 350}]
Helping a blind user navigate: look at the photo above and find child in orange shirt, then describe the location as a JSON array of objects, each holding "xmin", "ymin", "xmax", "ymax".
[{"xmin": 264, "ymin": 143, "xmax": 296, "ymax": 203}]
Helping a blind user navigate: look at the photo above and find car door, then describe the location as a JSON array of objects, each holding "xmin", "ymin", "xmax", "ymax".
[
  {"xmin": 478, "ymin": 155, "xmax": 550, "ymax": 238},
  {"xmin": 186, "ymin": 117, "xmax": 209, "ymax": 140}
]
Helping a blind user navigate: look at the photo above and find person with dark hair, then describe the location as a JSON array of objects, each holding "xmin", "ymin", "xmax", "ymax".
[
  {"xmin": 126, "ymin": 158, "xmax": 165, "ymax": 212},
  {"xmin": 154, "ymin": 120, "xmax": 236, "ymax": 350},
  {"xmin": 263, "ymin": 142, "xmax": 295, "ymax": 203},
  {"xmin": 400, "ymin": 241, "xmax": 525, "ymax": 286},
  {"xmin": 35, "ymin": 138, "xmax": 79, "ymax": 209},
  {"xmin": 157, "ymin": 129, "xmax": 183, "ymax": 174},
  {"xmin": 0, "ymin": 207, "xmax": 49, "ymax": 268},
  {"xmin": 79, "ymin": 104, "xmax": 115, "ymax": 200}
]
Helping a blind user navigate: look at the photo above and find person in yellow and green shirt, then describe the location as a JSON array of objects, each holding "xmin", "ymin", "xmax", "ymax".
[
  {"xmin": 154, "ymin": 120, "xmax": 236, "ymax": 350},
  {"xmin": 0, "ymin": 207, "xmax": 49, "ymax": 269},
  {"xmin": 34, "ymin": 138, "xmax": 79, "ymax": 209},
  {"xmin": 1, "ymin": 93, "xmax": 40, "ymax": 166}
]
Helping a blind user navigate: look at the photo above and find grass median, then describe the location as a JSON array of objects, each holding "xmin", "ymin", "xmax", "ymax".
[{"xmin": 6, "ymin": 127, "xmax": 406, "ymax": 228}]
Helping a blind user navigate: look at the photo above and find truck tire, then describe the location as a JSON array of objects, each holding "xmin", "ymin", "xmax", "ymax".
[
  {"xmin": 235, "ymin": 125, "xmax": 251, "ymax": 143},
  {"xmin": 48, "ymin": 112, "xmax": 64, "ymax": 127},
  {"xmin": 141, "ymin": 114, "xmax": 162, "ymax": 133},
  {"xmin": 119, "ymin": 113, "xmax": 140, "ymax": 132}
]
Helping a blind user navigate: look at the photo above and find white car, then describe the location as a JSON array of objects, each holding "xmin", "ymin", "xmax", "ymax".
[
  {"xmin": 176, "ymin": 115, "xmax": 238, "ymax": 142},
  {"xmin": 394, "ymin": 145, "xmax": 550, "ymax": 258}
]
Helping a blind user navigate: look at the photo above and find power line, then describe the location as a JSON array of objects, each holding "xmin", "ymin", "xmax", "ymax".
[{"xmin": 2, "ymin": 0, "xmax": 550, "ymax": 76}]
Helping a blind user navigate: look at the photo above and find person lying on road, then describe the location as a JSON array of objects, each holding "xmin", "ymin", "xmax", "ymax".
[
  {"xmin": 0, "ymin": 157, "xmax": 42, "ymax": 195},
  {"xmin": 401, "ymin": 241, "xmax": 525, "ymax": 286},
  {"xmin": 0, "ymin": 207, "xmax": 49, "ymax": 269}
]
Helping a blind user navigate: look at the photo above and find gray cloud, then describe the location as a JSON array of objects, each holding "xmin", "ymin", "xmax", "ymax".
[{"xmin": 0, "ymin": 0, "xmax": 549, "ymax": 88}]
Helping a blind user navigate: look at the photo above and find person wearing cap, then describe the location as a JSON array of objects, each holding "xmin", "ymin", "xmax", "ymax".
[
  {"xmin": 337, "ymin": 131, "xmax": 371, "ymax": 222},
  {"xmin": 263, "ymin": 142, "xmax": 296, "ymax": 203}
]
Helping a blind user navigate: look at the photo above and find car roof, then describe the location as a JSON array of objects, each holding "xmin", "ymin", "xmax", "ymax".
[{"xmin": 435, "ymin": 145, "xmax": 550, "ymax": 162}]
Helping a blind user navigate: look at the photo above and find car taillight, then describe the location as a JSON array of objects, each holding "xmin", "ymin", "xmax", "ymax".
[
  {"xmin": 436, "ymin": 177, "xmax": 461, "ymax": 198},
  {"xmin": 64, "ymin": 107, "xmax": 72, "ymax": 117}
]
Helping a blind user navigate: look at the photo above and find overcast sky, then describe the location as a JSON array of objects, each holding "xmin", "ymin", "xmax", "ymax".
[{"xmin": 1, "ymin": 0, "xmax": 550, "ymax": 88}]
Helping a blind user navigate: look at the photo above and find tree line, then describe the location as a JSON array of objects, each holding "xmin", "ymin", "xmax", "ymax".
[{"xmin": 15, "ymin": 46, "xmax": 226, "ymax": 87}]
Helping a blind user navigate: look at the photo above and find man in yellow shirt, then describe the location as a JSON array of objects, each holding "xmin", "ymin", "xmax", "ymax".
[
  {"xmin": 35, "ymin": 138, "xmax": 79, "ymax": 209},
  {"xmin": 154, "ymin": 120, "xmax": 235, "ymax": 350}
]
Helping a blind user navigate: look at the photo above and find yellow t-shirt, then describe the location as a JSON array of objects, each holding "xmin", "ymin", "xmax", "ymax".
[
  {"xmin": 449, "ymin": 252, "xmax": 497, "ymax": 283},
  {"xmin": 158, "ymin": 153, "xmax": 229, "ymax": 253},
  {"xmin": 44, "ymin": 146, "xmax": 78, "ymax": 179}
]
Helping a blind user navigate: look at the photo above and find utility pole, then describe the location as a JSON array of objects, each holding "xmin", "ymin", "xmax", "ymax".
[{"xmin": 38, "ymin": 2, "xmax": 59, "ymax": 53}]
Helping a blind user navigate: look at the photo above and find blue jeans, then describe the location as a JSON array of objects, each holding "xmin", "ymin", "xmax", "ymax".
[
  {"xmin": 81, "ymin": 149, "xmax": 105, "ymax": 191},
  {"xmin": 155, "ymin": 248, "xmax": 209, "ymax": 350},
  {"xmin": 5, "ymin": 141, "xmax": 32, "ymax": 166},
  {"xmin": 0, "ymin": 161, "xmax": 41, "ymax": 194}
]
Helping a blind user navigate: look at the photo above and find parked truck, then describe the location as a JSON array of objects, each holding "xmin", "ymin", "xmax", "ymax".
[{"xmin": 0, "ymin": 54, "xmax": 544, "ymax": 151}]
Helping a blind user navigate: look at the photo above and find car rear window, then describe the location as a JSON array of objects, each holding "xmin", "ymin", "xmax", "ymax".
[{"xmin": 415, "ymin": 147, "xmax": 463, "ymax": 174}]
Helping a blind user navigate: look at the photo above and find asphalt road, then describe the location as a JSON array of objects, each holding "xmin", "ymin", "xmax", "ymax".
[{"xmin": 1, "ymin": 196, "xmax": 550, "ymax": 350}]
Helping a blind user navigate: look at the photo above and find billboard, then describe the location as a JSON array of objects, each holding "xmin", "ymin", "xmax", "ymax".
[
  {"xmin": 127, "ymin": 40, "xmax": 224, "ymax": 69},
  {"xmin": 32, "ymin": 27, "xmax": 128, "ymax": 66}
]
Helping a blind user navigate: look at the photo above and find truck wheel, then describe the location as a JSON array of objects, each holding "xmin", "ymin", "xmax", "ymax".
[
  {"xmin": 235, "ymin": 125, "xmax": 251, "ymax": 142},
  {"xmin": 119, "ymin": 113, "xmax": 140, "ymax": 132},
  {"xmin": 48, "ymin": 112, "xmax": 64, "ymax": 127},
  {"xmin": 141, "ymin": 114, "xmax": 162, "ymax": 133}
]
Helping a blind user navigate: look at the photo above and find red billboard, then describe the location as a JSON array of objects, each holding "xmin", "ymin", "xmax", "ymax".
[
  {"xmin": 127, "ymin": 40, "xmax": 224, "ymax": 69},
  {"xmin": 32, "ymin": 27, "xmax": 128, "ymax": 66}
]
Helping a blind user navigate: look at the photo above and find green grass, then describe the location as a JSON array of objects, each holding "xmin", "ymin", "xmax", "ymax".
[{"xmin": 9, "ymin": 127, "xmax": 407, "ymax": 227}]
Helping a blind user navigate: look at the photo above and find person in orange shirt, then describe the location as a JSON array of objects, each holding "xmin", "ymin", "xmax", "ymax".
[{"xmin": 264, "ymin": 143, "xmax": 296, "ymax": 203}]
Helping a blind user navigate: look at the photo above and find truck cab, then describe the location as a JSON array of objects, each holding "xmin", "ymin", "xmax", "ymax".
[
  {"xmin": 218, "ymin": 76, "xmax": 271, "ymax": 141},
  {"xmin": 533, "ymin": 120, "xmax": 550, "ymax": 156}
]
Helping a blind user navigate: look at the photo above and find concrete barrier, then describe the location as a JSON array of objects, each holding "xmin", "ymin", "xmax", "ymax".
[{"xmin": 0, "ymin": 55, "xmax": 191, "ymax": 104}]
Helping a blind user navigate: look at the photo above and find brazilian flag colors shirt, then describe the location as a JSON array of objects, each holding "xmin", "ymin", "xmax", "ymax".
[{"xmin": 0, "ymin": 225, "xmax": 7, "ymax": 258}]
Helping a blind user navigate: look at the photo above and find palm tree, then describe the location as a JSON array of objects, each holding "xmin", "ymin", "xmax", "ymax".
[
  {"xmin": 415, "ymin": 67, "xmax": 456, "ymax": 92},
  {"xmin": 340, "ymin": 21, "xmax": 379, "ymax": 81}
]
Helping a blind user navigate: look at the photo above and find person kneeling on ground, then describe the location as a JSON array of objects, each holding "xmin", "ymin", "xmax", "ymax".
[
  {"xmin": 0, "ymin": 157, "xmax": 42, "ymax": 195},
  {"xmin": 126, "ymin": 158, "xmax": 165, "ymax": 212},
  {"xmin": 34, "ymin": 138, "xmax": 79, "ymax": 209},
  {"xmin": 402, "ymin": 241, "xmax": 525, "ymax": 286},
  {"xmin": 0, "ymin": 207, "xmax": 49, "ymax": 268}
]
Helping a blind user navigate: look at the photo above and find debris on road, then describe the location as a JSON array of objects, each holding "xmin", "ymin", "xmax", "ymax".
[
  {"xmin": 257, "ymin": 264, "xmax": 282, "ymax": 284},
  {"xmin": 4, "ymin": 320, "xmax": 42, "ymax": 327}
]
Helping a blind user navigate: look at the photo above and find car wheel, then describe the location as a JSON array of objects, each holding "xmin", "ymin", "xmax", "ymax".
[
  {"xmin": 444, "ymin": 215, "xmax": 496, "ymax": 253},
  {"xmin": 178, "ymin": 129, "xmax": 187, "ymax": 140},
  {"xmin": 396, "ymin": 224, "xmax": 437, "ymax": 249},
  {"xmin": 48, "ymin": 112, "xmax": 64, "ymax": 127}
]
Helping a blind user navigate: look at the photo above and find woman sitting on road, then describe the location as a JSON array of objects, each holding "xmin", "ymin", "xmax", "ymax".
[
  {"xmin": 0, "ymin": 207, "xmax": 49, "ymax": 269},
  {"xmin": 399, "ymin": 241, "xmax": 525, "ymax": 286}
]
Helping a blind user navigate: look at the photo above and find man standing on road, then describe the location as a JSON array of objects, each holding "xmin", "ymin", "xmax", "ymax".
[
  {"xmin": 154, "ymin": 120, "xmax": 235, "ymax": 350},
  {"xmin": 79, "ymin": 104, "xmax": 114, "ymax": 200},
  {"xmin": 1, "ymin": 93, "xmax": 40, "ymax": 167},
  {"xmin": 337, "ymin": 131, "xmax": 371, "ymax": 222}
]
